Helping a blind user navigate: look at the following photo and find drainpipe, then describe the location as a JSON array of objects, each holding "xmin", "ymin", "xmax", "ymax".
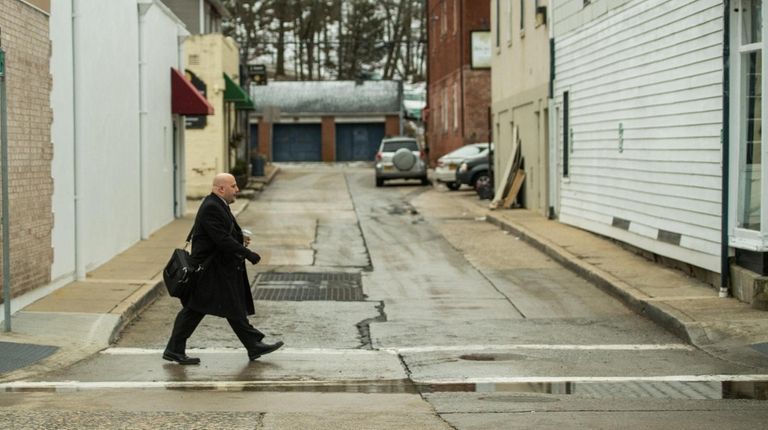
[
  {"xmin": 547, "ymin": 0, "xmax": 557, "ymax": 219},
  {"xmin": 459, "ymin": 0, "xmax": 465, "ymax": 143},
  {"xmin": 138, "ymin": 1, "xmax": 153, "ymax": 239},
  {"xmin": 1, "ymin": 42, "xmax": 10, "ymax": 331},
  {"xmin": 399, "ymin": 80, "xmax": 404, "ymax": 135},
  {"xmin": 72, "ymin": 0, "xmax": 86, "ymax": 280},
  {"xmin": 177, "ymin": 31, "xmax": 188, "ymax": 218},
  {"xmin": 720, "ymin": 0, "xmax": 731, "ymax": 298},
  {"xmin": 199, "ymin": 0, "xmax": 205, "ymax": 34}
]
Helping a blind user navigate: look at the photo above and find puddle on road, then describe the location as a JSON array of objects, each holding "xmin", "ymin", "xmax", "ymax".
[{"xmin": 3, "ymin": 379, "xmax": 767, "ymax": 400}]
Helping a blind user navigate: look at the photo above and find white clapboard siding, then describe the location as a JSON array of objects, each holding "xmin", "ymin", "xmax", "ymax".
[
  {"xmin": 568, "ymin": 166, "xmax": 722, "ymax": 190},
  {"xmin": 554, "ymin": 0, "xmax": 723, "ymax": 272}
]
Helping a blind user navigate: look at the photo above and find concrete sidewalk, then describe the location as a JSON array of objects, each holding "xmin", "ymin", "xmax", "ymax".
[
  {"xmin": 0, "ymin": 167, "xmax": 279, "ymax": 382},
  {"xmin": 446, "ymin": 190, "xmax": 768, "ymax": 367}
]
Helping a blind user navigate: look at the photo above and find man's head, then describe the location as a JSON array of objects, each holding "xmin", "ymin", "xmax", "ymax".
[{"xmin": 212, "ymin": 173, "xmax": 239, "ymax": 204}]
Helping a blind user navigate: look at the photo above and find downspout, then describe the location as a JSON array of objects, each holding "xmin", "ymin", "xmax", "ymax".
[
  {"xmin": 459, "ymin": 0, "xmax": 465, "ymax": 143},
  {"xmin": 138, "ymin": 2, "xmax": 152, "ymax": 239},
  {"xmin": 547, "ymin": 0, "xmax": 557, "ymax": 219},
  {"xmin": 177, "ymin": 32, "xmax": 187, "ymax": 217},
  {"xmin": 199, "ymin": 0, "xmax": 205, "ymax": 34},
  {"xmin": 399, "ymin": 80, "xmax": 404, "ymax": 135},
  {"xmin": 72, "ymin": 0, "xmax": 86, "ymax": 279},
  {"xmin": 720, "ymin": 0, "xmax": 731, "ymax": 298}
]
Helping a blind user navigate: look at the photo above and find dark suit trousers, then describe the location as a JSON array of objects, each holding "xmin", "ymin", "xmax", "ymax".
[{"xmin": 166, "ymin": 307, "xmax": 266, "ymax": 354}]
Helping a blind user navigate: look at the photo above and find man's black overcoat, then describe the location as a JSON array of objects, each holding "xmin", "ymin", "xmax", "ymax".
[{"xmin": 183, "ymin": 193, "xmax": 256, "ymax": 319}]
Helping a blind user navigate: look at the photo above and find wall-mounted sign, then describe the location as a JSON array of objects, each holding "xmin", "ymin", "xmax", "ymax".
[
  {"xmin": 471, "ymin": 31, "xmax": 492, "ymax": 69},
  {"xmin": 248, "ymin": 64, "xmax": 268, "ymax": 86},
  {"xmin": 184, "ymin": 70, "xmax": 208, "ymax": 129}
]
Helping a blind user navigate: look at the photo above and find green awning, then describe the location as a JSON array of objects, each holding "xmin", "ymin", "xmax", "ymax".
[{"xmin": 223, "ymin": 73, "xmax": 255, "ymax": 110}]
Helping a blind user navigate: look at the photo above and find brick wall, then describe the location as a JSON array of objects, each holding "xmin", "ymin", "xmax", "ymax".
[
  {"xmin": 0, "ymin": 0, "xmax": 53, "ymax": 299},
  {"xmin": 385, "ymin": 115, "xmax": 400, "ymax": 137},
  {"xmin": 258, "ymin": 118, "xmax": 272, "ymax": 160},
  {"xmin": 463, "ymin": 68, "xmax": 492, "ymax": 144},
  {"xmin": 321, "ymin": 116, "xmax": 335, "ymax": 162},
  {"xmin": 426, "ymin": 0, "xmax": 490, "ymax": 165}
]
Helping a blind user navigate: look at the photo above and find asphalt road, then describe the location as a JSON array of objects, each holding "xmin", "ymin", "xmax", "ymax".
[{"xmin": 1, "ymin": 165, "xmax": 766, "ymax": 429}]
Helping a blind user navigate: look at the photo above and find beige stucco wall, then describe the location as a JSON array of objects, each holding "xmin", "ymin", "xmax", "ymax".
[
  {"xmin": 184, "ymin": 34, "xmax": 240, "ymax": 198},
  {"xmin": 491, "ymin": 0, "xmax": 551, "ymax": 214}
]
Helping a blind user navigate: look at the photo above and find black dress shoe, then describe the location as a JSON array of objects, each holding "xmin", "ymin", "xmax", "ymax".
[
  {"xmin": 248, "ymin": 341, "xmax": 284, "ymax": 360},
  {"xmin": 162, "ymin": 350, "xmax": 201, "ymax": 365}
]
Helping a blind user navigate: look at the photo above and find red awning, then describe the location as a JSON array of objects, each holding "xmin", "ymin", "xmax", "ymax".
[{"xmin": 171, "ymin": 68, "xmax": 213, "ymax": 115}]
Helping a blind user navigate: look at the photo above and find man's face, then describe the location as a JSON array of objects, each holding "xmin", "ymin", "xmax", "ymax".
[{"xmin": 218, "ymin": 177, "xmax": 239, "ymax": 204}]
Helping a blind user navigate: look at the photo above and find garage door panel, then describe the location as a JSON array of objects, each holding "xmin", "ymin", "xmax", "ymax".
[
  {"xmin": 274, "ymin": 124, "xmax": 322, "ymax": 161},
  {"xmin": 336, "ymin": 123, "xmax": 385, "ymax": 161}
]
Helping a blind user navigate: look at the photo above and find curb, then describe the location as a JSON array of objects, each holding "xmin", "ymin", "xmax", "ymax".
[
  {"xmin": 108, "ymin": 280, "xmax": 166, "ymax": 344},
  {"xmin": 485, "ymin": 213, "xmax": 696, "ymax": 343}
]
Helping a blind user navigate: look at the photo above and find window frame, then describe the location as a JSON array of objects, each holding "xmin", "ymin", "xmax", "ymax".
[{"xmin": 730, "ymin": 0, "xmax": 768, "ymax": 250}]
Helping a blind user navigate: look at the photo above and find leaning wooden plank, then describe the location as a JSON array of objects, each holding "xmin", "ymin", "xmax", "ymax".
[
  {"xmin": 490, "ymin": 126, "xmax": 518, "ymax": 209},
  {"xmin": 501, "ymin": 169, "xmax": 526, "ymax": 209}
]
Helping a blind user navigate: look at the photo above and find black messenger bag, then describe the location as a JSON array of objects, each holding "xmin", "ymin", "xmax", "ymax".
[{"xmin": 162, "ymin": 224, "xmax": 214, "ymax": 299}]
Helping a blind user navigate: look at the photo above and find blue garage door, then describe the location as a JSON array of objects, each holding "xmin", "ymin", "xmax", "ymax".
[
  {"xmin": 336, "ymin": 123, "xmax": 385, "ymax": 161},
  {"xmin": 273, "ymin": 124, "xmax": 322, "ymax": 161}
]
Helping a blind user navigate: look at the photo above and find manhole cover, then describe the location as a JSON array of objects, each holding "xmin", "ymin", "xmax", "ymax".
[
  {"xmin": 253, "ymin": 272, "xmax": 364, "ymax": 301},
  {"xmin": 0, "ymin": 341, "xmax": 58, "ymax": 374}
]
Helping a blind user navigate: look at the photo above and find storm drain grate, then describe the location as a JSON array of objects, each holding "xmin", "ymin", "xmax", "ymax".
[
  {"xmin": 751, "ymin": 342, "xmax": 768, "ymax": 356},
  {"xmin": 0, "ymin": 341, "xmax": 58, "ymax": 374},
  {"xmin": 253, "ymin": 272, "xmax": 364, "ymax": 301}
]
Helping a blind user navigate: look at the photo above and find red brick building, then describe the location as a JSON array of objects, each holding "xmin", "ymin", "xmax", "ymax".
[{"xmin": 425, "ymin": 0, "xmax": 491, "ymax": 166}]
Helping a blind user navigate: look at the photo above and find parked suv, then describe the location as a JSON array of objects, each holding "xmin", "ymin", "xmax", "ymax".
[{"xmin": 374, "ymin": 137, "xmax": 428, "ymax": 187}]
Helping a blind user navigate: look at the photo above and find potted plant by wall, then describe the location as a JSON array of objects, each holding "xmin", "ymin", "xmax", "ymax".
[{"xmin": 230, "ymin": 159, "xmax": 250, "ymax": 189}]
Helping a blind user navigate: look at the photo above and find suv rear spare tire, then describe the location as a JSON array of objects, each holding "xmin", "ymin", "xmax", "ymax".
[{"xmin": 392, "ymin": 148, "xmax": 417, "ymax": 171}]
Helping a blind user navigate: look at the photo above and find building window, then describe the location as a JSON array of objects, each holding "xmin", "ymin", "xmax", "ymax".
[
  {"xmin": 453, "ymin": 83, "xmax": 459, "ymax": 130},
  {"xmin": 495, "ymin": 0, "xmax": 500, "ymax": 47},
  {"xmin": 563, "ymin": 91, "xmax": 570, "ymax": 178},
  {"xmin": 441, "ymin": 0, "xmax": 447, "ymax": 35},
  {"xmin": 506, "ymin": 0, "xmax": 513, "ymax": 44},
  {"xmin": 453, "ymin": 0, "xmax": 459, "ymax": 35},
  {"xmin": 443, "ymin": 88, "xmax": 448, "ymax": 132},
  {"xmin": 520, "ymin": 0, "xmax": 525, "ymax": 35},
  {"xmin": 737, "ymin": 0, "xmax": 763, "ymax": 231}
]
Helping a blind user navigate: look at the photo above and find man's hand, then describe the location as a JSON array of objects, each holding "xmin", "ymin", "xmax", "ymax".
[
  {"xmin": 246, "ymin": 252, "xmax": 261, "ymax": 265},
  {"xmin": 243, "ymin": 236, "xmax": 251, "ymax": 247}
]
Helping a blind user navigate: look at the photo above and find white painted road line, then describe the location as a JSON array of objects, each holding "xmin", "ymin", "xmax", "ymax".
[
  {"xmin": 384, "ymin": 344, "xmax": 696, "ymax": 353},
  {"xmin": 100, "ymin": 347, "xmax": 396, "ymax": 355},
  {"xmin": 101, "ymin": 344, "xmax": 694, "ymax": 356},
  {"xmin": 410, "ymin": 375, "xmax": 768, "ymax": 384},
  {"xmin": 3, "ymin": 375, "xmax": 768, "ymax": 391},
  {"xmin": 0, "ymin": 380, "xmax": 400, "ymax": 391}
]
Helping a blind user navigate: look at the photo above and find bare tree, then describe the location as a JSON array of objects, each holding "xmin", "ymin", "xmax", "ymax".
[{"xmin": 223, "ymin": 0, "xmax": 426, "ymax": 82}]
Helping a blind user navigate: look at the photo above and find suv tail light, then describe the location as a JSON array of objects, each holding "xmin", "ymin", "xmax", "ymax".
[
  {"xmin": 375, "ymin": 152, "xmax": 382, "ymax": 161},
  {"xmin": 419, "ymin": 151, "xmax": 426, "ymax": 160}
]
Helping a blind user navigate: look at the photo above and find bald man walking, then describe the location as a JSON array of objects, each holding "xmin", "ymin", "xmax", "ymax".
[{"xmin": 164, "ymin": 173, "xmax": 283, "ymax": 365}]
